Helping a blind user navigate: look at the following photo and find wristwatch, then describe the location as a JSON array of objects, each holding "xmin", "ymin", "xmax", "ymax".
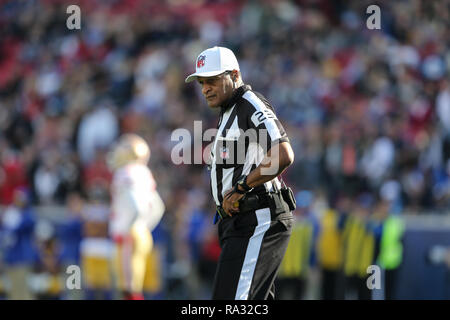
[{"xmin": 235, "ymin": 175, "xmax": 253, "ymax": 194}]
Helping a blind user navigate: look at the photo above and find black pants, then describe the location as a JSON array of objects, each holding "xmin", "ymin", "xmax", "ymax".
[{"xmin": 212, "ymin": 207, "xmax": 292, "ymax": 300}]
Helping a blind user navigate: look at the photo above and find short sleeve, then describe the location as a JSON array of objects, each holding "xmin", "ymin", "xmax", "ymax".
[{"xmin": 243, "ymin": 91, "xmax": 290, "ymax": 152}]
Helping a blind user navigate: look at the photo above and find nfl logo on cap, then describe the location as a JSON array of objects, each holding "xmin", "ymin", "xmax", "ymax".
[
  {"xmin": 185, "ymin": 46, "xmax": 240, "ymax": 83},
  {"xmin": 197, "ymin": 55, "xmax": 206, "ymax": 68}
]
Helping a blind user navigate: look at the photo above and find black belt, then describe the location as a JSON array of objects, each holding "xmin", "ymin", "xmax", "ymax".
[{"xmin": 215, "ymin": 192, "xmax": 282, "ymax": 221}]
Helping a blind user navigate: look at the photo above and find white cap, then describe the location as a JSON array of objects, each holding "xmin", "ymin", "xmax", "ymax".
[{"xmin": 185, "ymin": 46, "xmax": 240, "ymax": 83}]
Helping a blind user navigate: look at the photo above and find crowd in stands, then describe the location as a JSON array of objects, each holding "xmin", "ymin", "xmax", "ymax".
[{"xmin": 0, "ymin": 0, "xmax": 448, "ymax": 299}]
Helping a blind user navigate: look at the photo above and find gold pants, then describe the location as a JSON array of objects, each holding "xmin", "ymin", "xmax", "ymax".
[
  {"xmin": 113, "ymin": 221, "xmax": 153, "ymax": 294},
  {"xmin": 143, "ymin": 246, "xmax": 162, "ymax": 293}
]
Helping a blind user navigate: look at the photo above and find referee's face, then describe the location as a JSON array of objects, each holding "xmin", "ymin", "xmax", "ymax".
[{"xmin": 198, "ymin": 72, "xmax": 235, "ymax": 109}]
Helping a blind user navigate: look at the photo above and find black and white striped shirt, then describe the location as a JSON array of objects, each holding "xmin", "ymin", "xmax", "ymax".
[{"xmin": 209, "ymin": 85, "xmax": 290, "ymax": 206}]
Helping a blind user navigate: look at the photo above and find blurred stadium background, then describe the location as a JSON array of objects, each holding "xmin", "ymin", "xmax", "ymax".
[{"xmin": 0, "ymin": 0, "xmax": 449, "ymax": 300}]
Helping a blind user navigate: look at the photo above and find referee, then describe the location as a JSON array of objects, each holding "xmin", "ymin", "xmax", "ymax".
[{"xmin": 185, "ymin": 46, "xmax": 295, "ymax": 300}]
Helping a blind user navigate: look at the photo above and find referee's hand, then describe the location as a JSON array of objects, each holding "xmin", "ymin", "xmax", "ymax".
[{"xmin": 222, "ymin": 188, "xmax": 245, "ymax": 217}]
